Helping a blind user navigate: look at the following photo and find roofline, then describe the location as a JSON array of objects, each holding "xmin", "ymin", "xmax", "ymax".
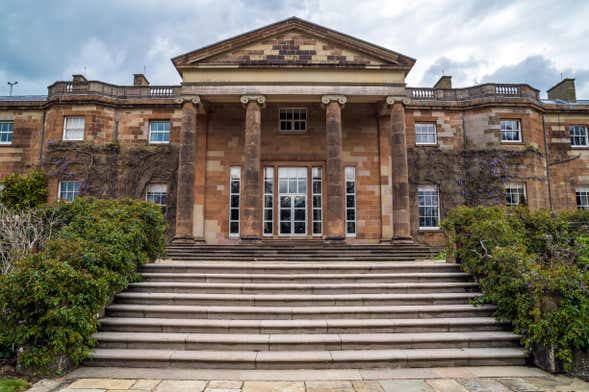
[
  {"xmin": 547, "ymin": 78, "xmax": 575, "ymax": 93},
  {"xmin": 171, "ymin": 16, "xmax": 416, "ymax": 72}
]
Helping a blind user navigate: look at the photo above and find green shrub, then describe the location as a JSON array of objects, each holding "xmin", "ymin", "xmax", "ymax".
[
  {"xmin": 0, "ymin": 197, "xmax": 165, "ymax": 375},
  {"xmin": 0, "ymin": 171, "xmax": 48, "ymax": 210},
  {"xmin": 443, "ymin": 206, "xmax": 589, "ymax": 368}
]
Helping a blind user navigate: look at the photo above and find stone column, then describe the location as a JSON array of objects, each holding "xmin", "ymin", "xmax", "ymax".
[
  {"xmin": 377, "ymin": 108, "xmax": 394, "ymax": 241},
  {"xmin": 240, "ymin": 95, "xmax": 266, "ymax": 240},
  {"xmin": 192, "ymin": 110, "xmax": 208, "ymax": 241},
  {"xmin": 388, "ymin": 96, "xmax": 413, "ymax": 241},
  {"xmin": 174, "ymin": 95, "xmax": 201, "ymax": 241},
  {"xmin": 322, "ymin": 95, "xmax": 347, "ymax": 240}
]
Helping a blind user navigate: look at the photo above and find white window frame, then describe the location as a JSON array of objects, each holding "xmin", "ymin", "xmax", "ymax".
[
  {"xmin": 0, "ymin": 121, "xmax": 14, "ymax": 145},
  {"xmin": 149, "ymin": 120, "xmax": 171, "ymax": 144},
  {"xmin": 505, "ymin": 183, "xmax": 527, "ymax": 206},
  {"xmin": 263, "ymin": 167, "xmax": 274, "ymax": 236},
  {"xmin": 279, "ymin": 108, "xmax": 307, "ymax": 133},
  {"xmin": 62, "ymin": 116, "xmax": 85, "ymax": 141},
  {"xmin": 58, "ymin": 181, "xmax": 81, "ymax": 202},
  {"xmin": 312, "ymin": 167, "xmax": 323, "ymax": 236},
  {"xmin": 345, "ymin": 166, "xmax": 356, "ymax": 237},
  {"xmin": 500, "ymin": 119, "xmax": 522, "ymax": 143},
  {"xmin": 570, "ymin": 125, "xmax": 589, "ymax": 148},
  {"xmin": 415, "ymin": 123, "xmax": 437, "ymax": 145},
  {"xmin": 229, "ymin": 166, "xmax": 241, "ymax": 237},
  {"xmin": 146, "ymin": 184, "xmax": 168, "ymax": 212},
  {"xmin": 576, "ymin": 187, "xmax": 589, "ymax": 210},
  {"xmin": 418, "ymin": 185, "xmax": 440, "ymax": 230}
]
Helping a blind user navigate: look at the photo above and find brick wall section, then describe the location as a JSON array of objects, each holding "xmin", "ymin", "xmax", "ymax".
[
  {"xmin": 0, "ymin": 109, "xmax": 43, "ymax": 178},
  {"xmin": 205, "ymin": 30, "xmax": 386, "ymax": 66}
]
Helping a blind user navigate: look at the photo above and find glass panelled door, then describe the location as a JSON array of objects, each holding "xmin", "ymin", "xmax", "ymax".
[{"xmin": 278, "ymin": 167, "xmax": 307, "ymax": 235}]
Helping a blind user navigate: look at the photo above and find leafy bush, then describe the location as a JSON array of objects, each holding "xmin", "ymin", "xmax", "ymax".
[
  {"xmin": 0, "ymin": 171, "xmax": 48, "ymax": 210},
  {"xmin": 0, "ymin": 197, "xmax": 165, "ymax": 374},
  {"xmin": 443, "ymin": 206, "xmax": 589, "ymax": 368}
]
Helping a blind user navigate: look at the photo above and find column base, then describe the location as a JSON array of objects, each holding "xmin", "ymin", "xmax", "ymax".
[
  {"xmin": 392, "ymin": 236, "xmax": 414, "ymax": 244},
  {"xmin": 172, "ymin": 236, "xmax": 195, "ymax": 243}
]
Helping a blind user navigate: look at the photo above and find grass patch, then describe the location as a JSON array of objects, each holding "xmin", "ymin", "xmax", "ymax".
[{"xmin": 0, "ymin": 379, "xmax": 29, "ymax": 392}]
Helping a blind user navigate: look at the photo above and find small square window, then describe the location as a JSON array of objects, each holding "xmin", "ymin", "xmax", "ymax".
[
  {"xmin": 63, "ymin": 116, "xmax": 85, "ymax": 141},
  {"xmin": 500, "ymin": 119, "xmax": 522, "ymax": 143},
  {"xmin": 570, "ymin": 125, "xmax": 589, "ymax": 147},
  {"xmin": 415, "ymin": 123, "xmax": 437, "ymax": 145},
  {"xmin": 146, "ymin": 184, "xmax": 167, "ymax": 213},
  {"xmin": 58, "ymin": 181, "xmax": 81, "ymax": 202},
  {"xmin": 279, "ymin": 108, "xmax": 307, "ymax": 133},
  {"xmin": 0, "ymin": 121, "xmax": 13, "ymax": 145},
  {"xmin": 418, "ymin": 185, "xmax": 440, "ymax": 229},
  {"xmin": 149, "ymin": 120, "xmax": 171, "ymax": 144},
  {"xmin": 576, "ymin": 188, "xmax": 589, "ymax": 210},
  {"xmin": 505, "ymin": 183, "xmax": 526, "ymax": 206}
]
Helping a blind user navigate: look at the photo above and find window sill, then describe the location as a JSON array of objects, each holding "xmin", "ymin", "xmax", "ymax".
[
  {"xmin": 571, "ymin": 146, "xmax": 589, "ymax": 149},
  {"xmin": 0, "ymin": 143, "xmax": 13, "ymax": 146},
  {"xmin": 62, "ymin": 139, "xmax": 85, "ymax": 142},
  {"xmin": 416, "ymin": 143, "xmax": 439, "ymax": 147},
  {"xmin": 149, "ymin": 141, "xmax": 170, "ymax": 145},
  {"xmin": 500, "ymin": 140, "xmax": 523, "ymax": 144},
  {"xmin": 419, "ymin": 227, "xmax": 441, "ymax": 232}
]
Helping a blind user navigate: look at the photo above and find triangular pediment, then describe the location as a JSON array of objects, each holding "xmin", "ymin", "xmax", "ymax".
[{"xmin": 172, "ymin": 17, "xmax": 415, "ymax": 70}]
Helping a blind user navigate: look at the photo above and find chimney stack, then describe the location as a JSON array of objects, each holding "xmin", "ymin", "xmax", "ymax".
[
  {"xmin": 72, "ymin": 74, "xmax": 87, "ymax": 83},
  {"xmin": 434, "ymin": 75, "xmax": 452, "ymax": 89},
  {"xmin": 547, "ymin": 78, "xmax": 576, "ymax": 102},
  {"xmin": 133, "ymin": 74, "xmax": 150, "ymax": 86}
]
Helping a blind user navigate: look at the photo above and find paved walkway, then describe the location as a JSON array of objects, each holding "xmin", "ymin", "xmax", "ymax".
[{"xmin": 29, "ymin": 366, "xmax": 589, "ymax": 392}]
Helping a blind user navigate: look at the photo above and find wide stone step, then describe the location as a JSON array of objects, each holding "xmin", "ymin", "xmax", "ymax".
[
  {"xmin": 142, "ymin": 261, "xmax": 459, "ymax": 274},
  {"xmin": 165, "ymin": 255, "xmax": 432, "ymax": 262},
  {"xmin": 127, "ymin": 281, "xmax": 478, "ymax": 294},
  {"xmin": 94, "ymin": 331, "xmax": 522, "ymax": 351},
  {"xmin": 114, "ymin": 292, "xmax": 482, "ymax": 306},
  {"xmin": 98, "ymin": 317, "xmax": 511, "ymax": 334},
  {"xmin": 141, "ymin": 272, "xmax": 471, "ymax": 283},
  {"xmin": 105, "ymin": 304, "xmax": 497, "ymax": 319},
  {"xmin": 87, "ymin": 347, "xmax": 528, "ymax": 369}
]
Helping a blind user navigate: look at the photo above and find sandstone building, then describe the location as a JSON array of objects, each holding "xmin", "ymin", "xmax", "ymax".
[{"xmin": 1, "ymin": 17, "xmax": 588, "ymax": 246}]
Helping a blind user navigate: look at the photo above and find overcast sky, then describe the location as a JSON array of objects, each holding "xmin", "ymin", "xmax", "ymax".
[{"xmin": 2, "ymin": 0, "xmax": 588, "ymax": 98}]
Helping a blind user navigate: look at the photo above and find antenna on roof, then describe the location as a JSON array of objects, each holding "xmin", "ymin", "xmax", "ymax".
[
  {"xmin": 84, "ymin": 65, "xmax": 87, "ymax": 76},
  {"xmin": 7, "ymin": 81, "xmax": 18, "ymax": 96},
  {"xmin": 560, "ymin": 72, "xmax": 563, "ymax": 80}
]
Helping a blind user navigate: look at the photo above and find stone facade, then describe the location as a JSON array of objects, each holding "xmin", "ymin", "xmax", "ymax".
[{"xmin": 1, "ymin": 17, "xmax": 588, "ymax": 246}]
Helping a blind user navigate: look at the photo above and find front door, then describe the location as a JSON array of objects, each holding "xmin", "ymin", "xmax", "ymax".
[{"xmin": 278, "ymin": 167, "xmax": 307, "ymax": 236}]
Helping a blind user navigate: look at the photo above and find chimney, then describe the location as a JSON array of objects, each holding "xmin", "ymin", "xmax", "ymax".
[
  {"xmin": 72, "ymin": 74, "xmax": 87, "ymax": 83},
  {"xmin": 133, "ymin": 74, "xmax": 150, "ymax": 86},
  {"xmin": 434, "ymin": 75, "xmax": 452, "ymax": 89},
  {"xmin": 547, "ymin": 78, "xmax": 576, "ymax": 102}
]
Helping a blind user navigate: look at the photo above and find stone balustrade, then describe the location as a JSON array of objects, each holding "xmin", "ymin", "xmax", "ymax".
[
  {"xmin": 408, "ymin": 83, "xmax": 539, "ymax": 101},
  {"xmin": 48, "ymin": 81, "xmax": 180, "ymax": 99}
]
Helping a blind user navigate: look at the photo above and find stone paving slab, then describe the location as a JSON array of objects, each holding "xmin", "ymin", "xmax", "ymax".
[{"xmin": 53, "ymin": 366, "xmax": 589, "ymax": 392}]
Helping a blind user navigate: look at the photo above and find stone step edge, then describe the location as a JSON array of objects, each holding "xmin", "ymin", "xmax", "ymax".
[
  {"xmin": 140, "ymin": 272, "xmax": 471, "ymax": 279},
  {"xmin": 128, "ymin": 282, "xmax": 478, "ymax": 289},
  {"xmin": 98, "ymin": 316, "xmax": 508, "ymax": 328},
  {"xmin": 146, "ymin": 261, "xmax": 454, "ymax": 268},
  {"xmin": 93, "ymin": 331, "xmax": 522, "ymax": 345},
  {"xmin": 106, "ymin": 304, "xmax": 496, "ymax": 314},
  {"xmin": 90, "ymin": 347, "xmax": 528, "ymax": 363},
  {"xmin": 115, "ymin": 292, "xmax": 482, "ymax": 301}
]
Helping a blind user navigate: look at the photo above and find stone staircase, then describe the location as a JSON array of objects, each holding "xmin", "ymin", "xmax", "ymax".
[{"xmin": 88, "ymin": 244, "xmax": 528, "ymax": 369}]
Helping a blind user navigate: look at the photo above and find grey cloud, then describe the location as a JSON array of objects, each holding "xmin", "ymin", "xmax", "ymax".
[
  {"xmin": 419, "ymin": 57, "xmax": 484, "ymax": 87},
  {"xmin": 481, "ymin": 55, "xmax": 589, "ymax": 98}
]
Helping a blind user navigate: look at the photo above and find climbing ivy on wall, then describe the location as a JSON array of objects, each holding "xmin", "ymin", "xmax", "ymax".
[
  {"xmin": 408, "ymin": 146, "xmax": 545, "ymax": 215},
  {"xmin": 43, "ymin": 142, "xmax": 179, "ymax": 235}
]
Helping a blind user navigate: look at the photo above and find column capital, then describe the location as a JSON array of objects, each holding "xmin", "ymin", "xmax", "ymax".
[
  {"xmin": 175, "ymin": 95, "xmax": 201, "ymax": 105},
  {"xmin": 321, "ymin": 95, "xmax": 347, "ymax": 106},
  {"xmin": 385, "ymin": 95, "xmax": 410, "ymax": 105},
  {"xmin": 240, "ymin": 95, "xmax": 266, "ymax": 107}
]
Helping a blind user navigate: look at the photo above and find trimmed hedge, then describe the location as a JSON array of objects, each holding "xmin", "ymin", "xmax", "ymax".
[
  {"xmin": 443, "ymin": 206, "xmax": 589, "ymax": 368},
  {"xmin": 0, "ymin": 198, "xmax": 165, "ymax": 375}
]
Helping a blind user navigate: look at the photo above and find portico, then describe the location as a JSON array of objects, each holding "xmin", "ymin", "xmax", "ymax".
[{"xmin": 170, "ymin": 17, "xmax": 416, "ymax": 244}]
